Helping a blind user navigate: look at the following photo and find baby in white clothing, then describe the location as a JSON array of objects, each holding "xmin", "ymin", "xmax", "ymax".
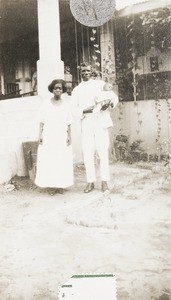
[{"xmin": 94, "ymin": 82, "xmax": 119, "ymax": 128}]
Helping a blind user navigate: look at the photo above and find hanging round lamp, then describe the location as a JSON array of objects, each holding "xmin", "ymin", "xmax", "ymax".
[{"xmin": 70, "ymin": 0, "xmax": 116, "ymax": 27}]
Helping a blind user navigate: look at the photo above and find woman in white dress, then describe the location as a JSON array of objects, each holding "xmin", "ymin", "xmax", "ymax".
[{"xmin": 35, "ymin": 79, "xmax": 73, "ymax": 195}]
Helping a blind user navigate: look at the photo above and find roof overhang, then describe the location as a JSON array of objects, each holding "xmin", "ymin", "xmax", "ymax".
[
  {"xmin": 117, "ymin": 0, "xmax": 171, "ymax": 17},
  {"xmin": 0, "ymin": 0, "xmax": 170, "ymax": 45}
]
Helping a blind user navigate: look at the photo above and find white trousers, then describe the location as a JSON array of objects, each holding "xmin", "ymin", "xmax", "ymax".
[{"xmin": 81, "ymin": 115, "xmax": 110, "ymax": 183}]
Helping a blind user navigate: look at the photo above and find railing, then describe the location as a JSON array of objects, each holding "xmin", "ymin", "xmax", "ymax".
[
  {"xmin": 0, "ymin": 80, "xmax": 80, "ymax": 100},
  {"xmin": 1, "ymin": 89, "xmax": 22, "ymax": 100},
  {"xmin": 0, "ymin": 90, "xmax": 37, "ymax": 100},
  {"xmin": 21, "ymin": 91, "xmax": 37, "ymax": 97}
]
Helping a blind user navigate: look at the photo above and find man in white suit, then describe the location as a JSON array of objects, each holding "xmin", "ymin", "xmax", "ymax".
[{"xmin": 72, "ymin": 62, "xmax": 118, "ymax": 193}]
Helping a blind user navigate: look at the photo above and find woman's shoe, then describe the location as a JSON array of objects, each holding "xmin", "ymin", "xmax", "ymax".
[
  {"xmin": 84, "ymin": 183, "xmax": 94, "ymax": 193},
  {"xmin": 101, "ymin": 181, "xmax": 109, "ymax": 192}
]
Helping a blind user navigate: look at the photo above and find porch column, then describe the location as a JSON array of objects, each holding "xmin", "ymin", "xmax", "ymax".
[
  {"xmin": 0, "ymin": 47, "xmax": 5, "ymax": 95},
  {"xmin": 37, "ymin": 0, "xmax": 64, "ymax": 99}
]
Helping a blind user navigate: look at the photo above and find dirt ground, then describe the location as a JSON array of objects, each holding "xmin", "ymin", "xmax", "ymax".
[{"xmin": 0, "ymin": 162, "xmax": 171, "ymax": 300}]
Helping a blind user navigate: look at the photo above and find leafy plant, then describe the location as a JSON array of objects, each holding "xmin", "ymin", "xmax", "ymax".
[
  {"xmin": 159, "ymin": 139, "xmax": 171, "ymax": 172},
  {"xmin": 114, "ymin": 135, "xmax": 145, "ymax": 163},
  {"xmin": 113, "ymin": 134, "xmax": 129, "ymax": 161},
  {"xmin": 126, "ymin": 139, "xmax": 144, "ymax": 163}
]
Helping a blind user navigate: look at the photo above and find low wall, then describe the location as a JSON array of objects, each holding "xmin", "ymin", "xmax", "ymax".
[
  {"xmin": 0, "ymin": 96, "xmax": 42, "ymax": 183},
  {"xmin": 111, "ymin": 99, "xmax": 171, "ymax": 155}
]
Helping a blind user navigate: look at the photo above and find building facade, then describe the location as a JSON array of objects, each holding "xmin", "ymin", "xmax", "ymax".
[{"xmin": 0, "ymin": 0, "xmax": 171, "ymax": 183}]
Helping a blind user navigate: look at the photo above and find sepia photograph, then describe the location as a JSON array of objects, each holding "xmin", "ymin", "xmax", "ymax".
[{"xmin": 0, "ymin": 0, "xmax": 171, "ymax": 299}]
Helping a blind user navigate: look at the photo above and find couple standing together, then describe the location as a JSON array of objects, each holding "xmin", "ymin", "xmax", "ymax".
[{"xmin": 35, "ymin": 62, "xmax": 118, "ymax": 195}]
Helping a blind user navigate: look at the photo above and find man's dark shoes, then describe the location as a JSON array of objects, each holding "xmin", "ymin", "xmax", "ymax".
[
  {"xmin": 84, "ymin": 183, "xmax": 94, "ymax": 193},
  {"xmin": 101, "ymin": 181, "xmax": 109, "ymax": 192}
]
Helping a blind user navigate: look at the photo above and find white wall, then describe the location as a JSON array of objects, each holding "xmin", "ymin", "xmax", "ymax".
[
  {"xmin": 111, "ymin": 99, "xmax": 171, "ymax": 155},
  {"xmin": 137, "ymin": 48, "xmax": 171, "ymax": 75}
]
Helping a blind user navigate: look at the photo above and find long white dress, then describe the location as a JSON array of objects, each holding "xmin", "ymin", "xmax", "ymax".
[{"xmin": 35, "ymin": 98, "xmax": 73, "ymax": 188}]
